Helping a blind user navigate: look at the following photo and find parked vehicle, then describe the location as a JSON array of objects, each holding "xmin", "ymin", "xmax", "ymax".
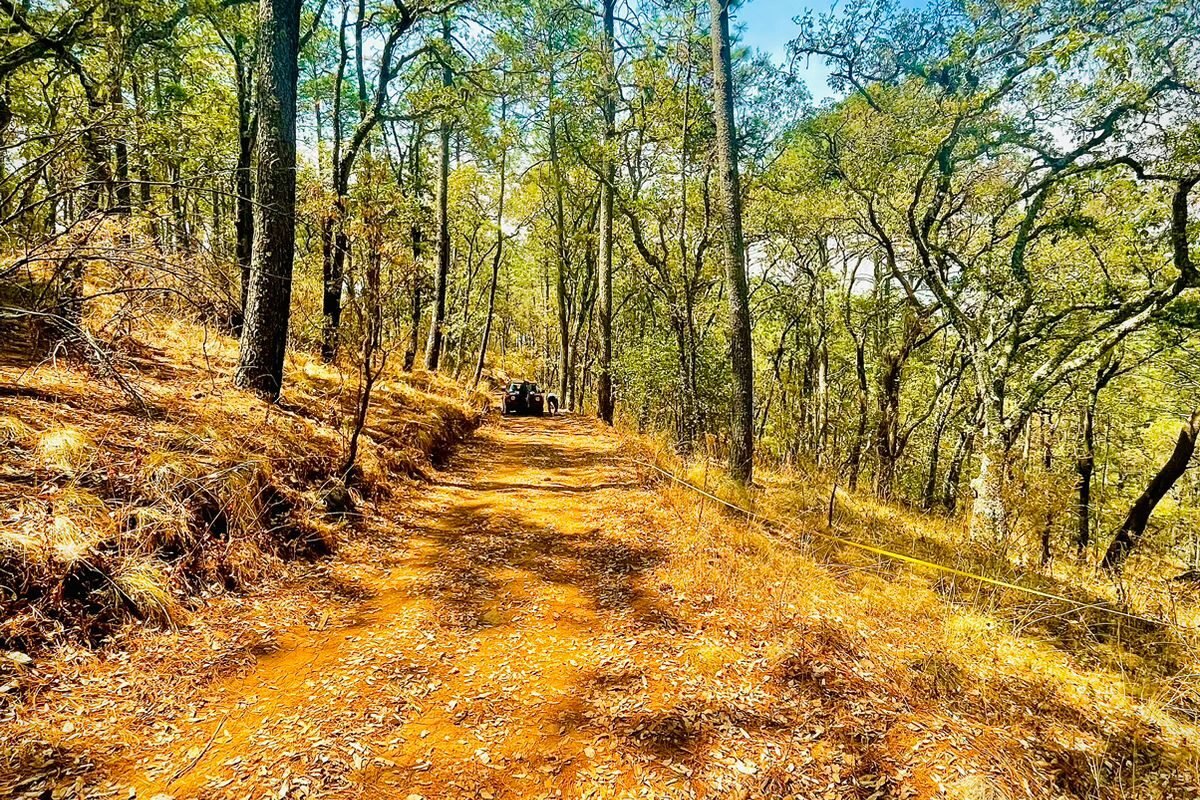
[{"xmin": 503, "ymin": 380, "xmax": 545, "ymax": 415}]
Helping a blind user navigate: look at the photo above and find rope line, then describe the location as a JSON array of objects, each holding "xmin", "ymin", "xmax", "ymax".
[{"xmin": 633, "ymin": 458, "xmax": 1192, "ymax": 632}]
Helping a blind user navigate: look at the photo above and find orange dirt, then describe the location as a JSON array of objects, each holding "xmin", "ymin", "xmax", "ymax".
[{"xmin": 105, "ymin": 415, "xmax": 776, "ymax": 799}]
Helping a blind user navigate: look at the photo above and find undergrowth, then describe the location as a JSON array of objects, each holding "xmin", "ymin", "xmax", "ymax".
[
  {"xmin": 0, "ymin": 311, "xmax": 487, "ymax": 654},
  {"xmin": 624, "ymin": 435, "xmax": 1200, "ymax": 798}
]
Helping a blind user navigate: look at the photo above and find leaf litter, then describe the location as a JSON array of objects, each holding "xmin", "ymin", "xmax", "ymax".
[{"xmin": 3, "ymin": 416, "xmax": 1199, "ymax": 799}]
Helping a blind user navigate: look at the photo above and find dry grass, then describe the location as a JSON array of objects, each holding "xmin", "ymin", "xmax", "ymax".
[
  {"xmin": 1, "ymin": 413, "xmax": 1196, "ymax": 799},
  {"xmin": 0, "ymin": 307, "xmax": 487, "ymax": 653},
  {"xmin": 623, "ymin": 435, "xmax": 1200, "ymax": 798}
]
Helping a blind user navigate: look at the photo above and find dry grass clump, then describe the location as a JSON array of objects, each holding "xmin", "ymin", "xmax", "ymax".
[{"xmin": 0, "ymin": 307, "xmax": 485, "ymax": 653}]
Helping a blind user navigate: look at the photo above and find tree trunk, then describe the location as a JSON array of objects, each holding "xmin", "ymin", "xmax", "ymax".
[
  {"xmin": 846, "ymin": 339, "xmax": 868, "ymax": 490},
  {"xmin": 474, "ymin": 95, "xmax": 508, "ymax": 388},
  {"xmin": 320, "ymin": 4, "xmax": 350, "ymax": 362},
  {"xmin": 672, "ymin": 315, "xmax": 699, "ymax": 455},
  {"xmin": 873, "ymin": 351, "xmax": 902, "ymax": 500},
  {"xmin": 709, "ymin": 0, "xmax": 753, "ymax": 483},
  {"xmin": 1039, "ymin": 412, "xmax": 1056, "ymax": 566},
  {"xmin": 235, "ymin": 60, "xmax": 255, "ymax": 325},
  {"xmin": 321, "ymin": 220, "xmax": 349, "ymax": 361},
  {"xmin": 1077, "ymin": 357, "xmax": 1120, "ymax": 554},
  {"xmin": 547, "ymin": 73, "xmax": 571, "ymax": 404},
  {"xmin": 944, "ymin": 419, "xmax": 974, "ymax": 513},
  {"xmin": 596, "ymin": 0, "xmax": 616, "ymax": 424},
  {"xmin": 405, "ymin": 281, "xmax": 422, "ymax": 371},
  {"xmin": 1076, "ymin": 389, "xmax": 1098, "ymax": 554},
  {"xmin": 423, "ymin": 16, "xmax": 453, "ymax": 371},
  {"xmin": 235, "ymin": 0, "xmax": 300, "ymax": 400},
  {"xmin": 969, "ymin": 395, "xmax": 1010, "ymax": 544},
  {"xmin": 1102, "ymin": 411, "xmax": 1200, "ymax": 571},
  {"xmin": 404, "ymin": 127, "xmax": 424, "ymax": 372},
  {"xmin": 922, "ymin": 401, "xmax": 953, "ymax": 510},
  {"xmin": 106, "ymin": 3, "xmax": 131, "ymax": 215}
]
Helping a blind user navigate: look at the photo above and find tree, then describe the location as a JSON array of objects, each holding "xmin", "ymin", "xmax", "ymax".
[
  {"xmin": 235, "ymin": 0, "xmax": 301, "ymax": 399},
  {"xmin": 595, "ymin": 0, "xmax": 615, "ymax": 424},
  {"xmin": 473, "ymin": 88, "xmax": 509, "ymax": 388},
  {"xmin": 423, "ymin": 14, "xmax": 453, "ymax": 371},
  {"xmin": 794, "ymin": 0, "xmax": 1200, "ymax": 543},
  {"xmin": 319, "ymin": 0, "xmax": 419, "ymax": 362},
  {"xmin": 1102, "ymin": 411, "xmax": 1200, "ymax": 571},
  {"xmin": 709, "ymin": 0, "xmax": 753, "ymax": 482}
]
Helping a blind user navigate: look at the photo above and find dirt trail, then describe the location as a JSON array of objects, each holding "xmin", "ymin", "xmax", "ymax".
[{"xmin": 116, "ymin": 415, "xmax": 732, "ymax": 799}]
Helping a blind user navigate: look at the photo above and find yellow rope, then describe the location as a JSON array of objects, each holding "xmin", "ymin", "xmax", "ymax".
[{"xmin": 633, "ymin": 458, "xmax": 1191, "ymax": 632}]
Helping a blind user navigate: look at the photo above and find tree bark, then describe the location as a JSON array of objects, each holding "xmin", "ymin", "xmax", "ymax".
[
  {"xmin": 235, "ymin": 0, "xmax": 300, "ymax": 400},
  {"xmin": 106, "ymin": 2, "xmax": 130, "ymax": 215},
  {"xmin": 1076, "ymin": 356, "xmax": 1121, "ymax": 553},
  {"xmin": 234, "ymin": 47, "xmax": 255, "ymax": 326},
  {"xmin": 320, "ymin": 2, "xmax": 350, "ymax": 362},
  {"xmin": 873, "ymin": 350, "xmax": 903, "ymax": 500},
  {"xmin": 943, "ymin": 413, "xmax": 975, "ymax": 513},
  {"xmin": 1076, "ymin": 397, "xmax": 1097, "ymax": 554},
  {"xmin": 922, "ymin": 399, "xmax": 953, "ymax": 509},
  {"xmin": 595, "ymin": 0, "xmax": 616, "ymax": 424},
  {"xmin": 474, "ymin": 94, "xmax": 508, "ymax": 388},
  {"xmin": 404, "ymin": 125, "xmax": 424, "ymax": 371},
  {"xmin": 1102, "ymin": 411, "xmax": 1200, "ymax": 571},
  {"xmin": 1039, "ymin": 412, "xmax": 1056, "ymax": 566},
  {"xmin": 709, "ymin": 0, "xmax": 753, "ymax": 483},
  {"xmin": 423, "ymin": 15, "xmax": 453, "ymax": 371},
  {"xmin": 966, "ymin": 377, "xmax": 1015, "ymax": 543}
]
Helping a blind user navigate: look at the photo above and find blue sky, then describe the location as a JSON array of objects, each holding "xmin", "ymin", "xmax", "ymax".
[
  {"xmin": 735, "ymin": 0, "xmax": 842, "ymax": 99},
  {"xmin": 735, "ymin": 0, "xmax": 928, "ymax": 101}
]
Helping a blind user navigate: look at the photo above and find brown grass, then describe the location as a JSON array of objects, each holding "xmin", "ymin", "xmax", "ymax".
[
  {"xmin": 0, "ymin": 309, "xmax": 487, "ymax": 653},
  {"xmin": 620, "ymin": 434, "xmax": 1200, "ymax": 799}
]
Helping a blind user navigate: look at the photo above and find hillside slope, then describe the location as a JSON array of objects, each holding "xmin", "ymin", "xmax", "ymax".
[
  {"xmin": 0, "ymin": 314, "xmax": 485, "ymax": 670},
  {"xmin": 4, "ymin": 414, "xmax": 1198, "ymax": 800}
]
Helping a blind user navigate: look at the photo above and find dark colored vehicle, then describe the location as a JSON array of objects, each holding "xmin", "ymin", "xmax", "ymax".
[{"xmin": 503, "ymin": 381, "xmax": 545, "ymax": 415}]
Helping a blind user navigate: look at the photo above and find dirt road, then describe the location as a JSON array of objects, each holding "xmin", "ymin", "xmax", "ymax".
[{"xmin": 109, "ymin": 414, "xmax": 790, "ymax": 799}]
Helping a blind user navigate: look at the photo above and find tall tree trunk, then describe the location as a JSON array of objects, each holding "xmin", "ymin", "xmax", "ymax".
[
  {"xmin": 130, "ymin": 71, "xmax": 152, "ymax": 215},
  {"xmin": 922, "ymin": 399, "xmax": 954, "ymax": 509},
  {"xmin": 672, "ymin": 314, "xmax": 699, "ymax": 454},
  {"xmin": 873, "ymin": 351, "xmax": 902, "ymax": 500},
  {"xmin": 1102, "ymin": 411, "xmax": 1200, "ymax": 571},
  {"xmin": 235, "ymin": 0, "xmax": 300, "ymax": 400},
  {"xmin": 320, "ymin": 3, "xmax": 350, "ymax": 362},
  {"xmin": 596, "ymin": 0, "xmax": 616, "ymax": 424},
  {"xmin": 405, "ymin": 281, "xmax": 422, "ymax": 371},
  {"xmin": 709, "ymin": 0, "xmax": 753, "ymax": 483},
  {"xmin": 0, "ymin": 90, "xmax": 7, "ymax": 222},
  {"xmin": 1039, "ymin": 412, "xmax": 1057, "ymax": 566},
  {"xmin": 234, "ymin": 53, "xmax": 255, "ymax": 326},
  {"xmin": 423, "ymin": 15, "xmax": 453, "ymax": 371},
  {"xmin": 474, "ymin": 94, "xmax": 508, "ymax": 388},
  {"xmin": 404, "ymin": 126, "xmax": 424, "ymax": 371},
  {"xmin": 107, "ymin": 2, "xmax": 131, "ymax": 215},
  {"xmin": 547, "ymin": 73, "xmax": 571, "ymax": 404}
]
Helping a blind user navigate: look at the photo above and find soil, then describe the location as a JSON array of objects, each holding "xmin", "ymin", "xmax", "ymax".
[{"xmin": 100, "ymin": 415, "xmax": 737, "ymax": 799}]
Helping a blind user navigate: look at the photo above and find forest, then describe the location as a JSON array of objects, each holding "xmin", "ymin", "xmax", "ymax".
[
  {"xmin": 6, "ymin": 0, "xmax": 1197, "ymax": 573},
  {"xmin": 3, "ymin": 0, "xmax": 1200, "ymax": 795}
]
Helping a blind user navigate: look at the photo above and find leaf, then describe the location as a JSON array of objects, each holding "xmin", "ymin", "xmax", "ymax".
[{"xmin": 4, "ymin": 651, "xmax": 33, "ymax": 666}]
